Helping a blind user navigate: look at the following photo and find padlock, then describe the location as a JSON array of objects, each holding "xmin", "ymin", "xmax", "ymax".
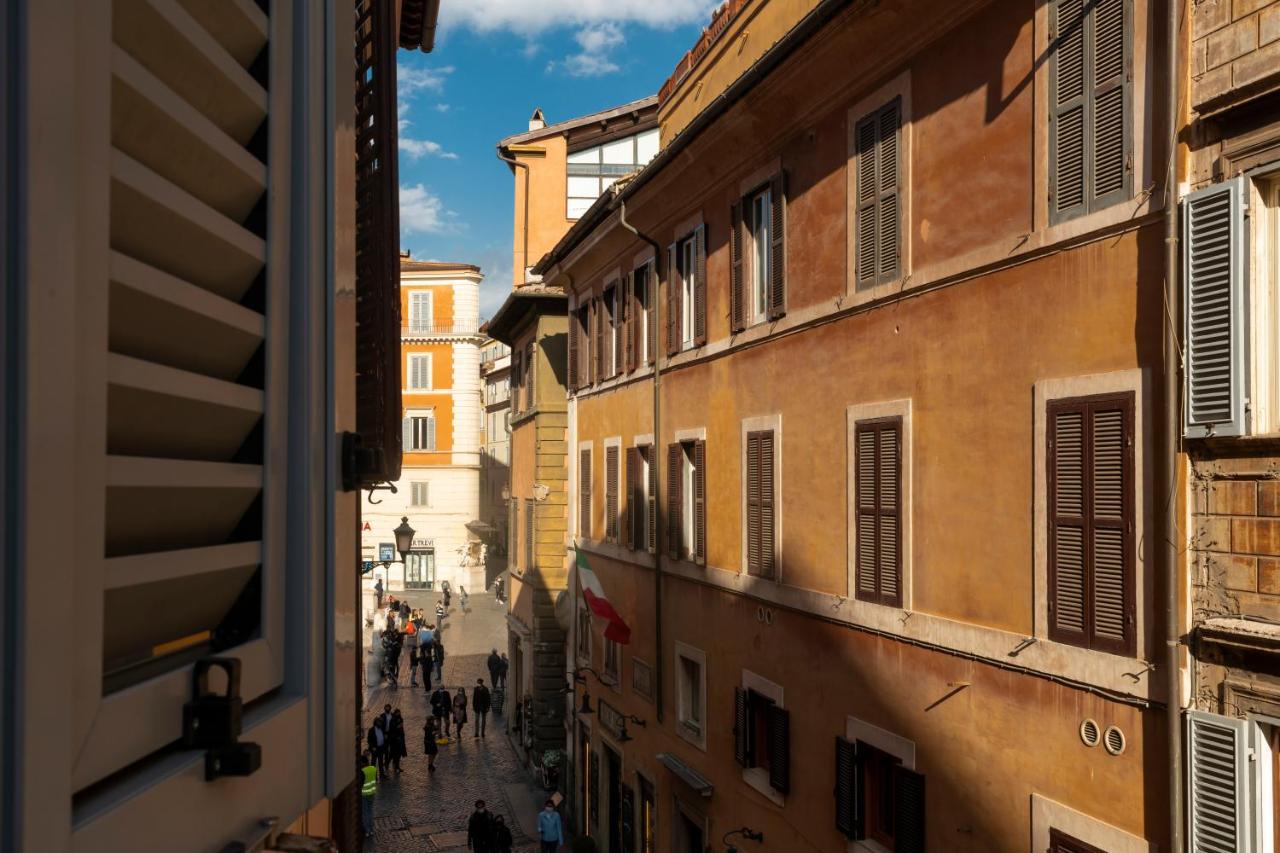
[{"xmin": 183, "ymin": 657, "xmax": 243, "ymax": 749}]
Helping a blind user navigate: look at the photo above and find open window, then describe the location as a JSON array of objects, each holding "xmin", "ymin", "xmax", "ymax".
[{"xmin": 833, "ymin": 731, "xmax": 926, "ymax": 851}]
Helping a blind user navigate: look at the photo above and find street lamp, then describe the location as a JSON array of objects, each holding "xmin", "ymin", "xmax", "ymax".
[{"xmin": 393, "ymin": 516, "xmax": 415, "ymax": 561}]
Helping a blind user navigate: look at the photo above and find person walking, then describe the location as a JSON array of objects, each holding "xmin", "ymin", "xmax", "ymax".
[
  {"xmin": 452, "ymin": 687, "xmax": 468, "ymax": 739},
  {"xmin": 423, "ymin": 718, "xmax": 439, "ymax": 773},
  {"xmin": 472, "ymin": 678, "xmax": 491, "ymax": 738},
  {"xmin": 435, "ymin": 598, "xmax": 445, "ymax": 625},
  {"xmin": 434, "ymin": 638, "xmax": 446, "ymax": 681},
  {"xmin": 388, "ymin": 709, "xmax": 407, "ymax": 773},
  {"xmin": 366, "ymin": 718, "xmax": 388, "ymax": 778},
  {"xmin": 459, "ymin": 585, "xmax": 469, "ymax": 610},
  {"xmin": 492, "ymin": 814, "xmax": 513, "ymax": 853},
  {"xmin": 374, "ymin": 576, "xmax": 384, "ymax": 610},
  {"xmin": 537, "ymin": 800, "xmax": 563, "ymax": 853},
  {"xmin": 382, "ymin": 623, "xmax": 402, "ymax": 687},
  {"xmin": 467, "ymin": 800, "xmax": 494, "ymax": 852},
  {"xmin": 430, "ymin": 686, "xmax": 451, "ymax": 738},
  {"xmin": 487, "ymin": 649, "xmax": 502, "ymax": 688},
  {"xmin": 498, "ymin": 653, "xmax": 509, "ymax": 689},
  {"xmin": 360, "ymin": 753, "xmax": 377, "ymax": 837},
  {"xmin": 404, "ymin": 619, "xmax": 420, "ymax": 686}
]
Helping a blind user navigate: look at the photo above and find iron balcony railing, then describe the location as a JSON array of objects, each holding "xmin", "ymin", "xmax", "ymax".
[{"xmin": 401, "ymin": 320, "xmax": 480, "ymax": 337}]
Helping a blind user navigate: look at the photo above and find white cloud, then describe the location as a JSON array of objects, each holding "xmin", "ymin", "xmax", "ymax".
[
  {"xmin": 399, "ymin": 138, "xmax": 459, "ymax": 160},
  {"xmin": 434, "ymin": 103, "xmax": 451, "ymax": 113},
  {"xmin": 549, "ymin": 22, "xmax": 625, "ymax": 77},
  {"xmin": 399, "ymin": 184, "xmax": 455, "ymax": 235},
  {"xmin": 398, "ymin": 65, "xmax": 454, "ymax": 98},
  {"xmin": 440, "ymin": 0, "xmax": 717, "ymax": 32}
]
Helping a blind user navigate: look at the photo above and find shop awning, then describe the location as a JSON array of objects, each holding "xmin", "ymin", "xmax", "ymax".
[{"xmin": 656, "ymin": 752, "xmax": 713, "ymax": 798}]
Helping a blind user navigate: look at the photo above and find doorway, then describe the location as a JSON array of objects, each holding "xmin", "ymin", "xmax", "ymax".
[
  {"xmin": 605, "ymin": 745, "xmax": 622, "ymax": 852},
  {"xmin": 672, "ymin": 799, "xmax": 704, "ymax": 853},
  {"xmin": 404, "ymin": 549, "xmax": 435, "ymax": 589}
]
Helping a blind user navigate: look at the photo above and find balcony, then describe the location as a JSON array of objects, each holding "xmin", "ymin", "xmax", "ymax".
[{"xmin": 401, "ymin": 320, "xmax": 480, "ymax": 338}]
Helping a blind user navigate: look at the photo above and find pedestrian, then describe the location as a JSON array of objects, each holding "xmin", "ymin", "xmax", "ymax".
[
  {"xmin": 379, "ymin": 703, "xmax": 395, "ymax": 730},
  {"xmin": 400, "ymin": 600, "xmax": 410, "ymax": 622},
  {"xmin": 435, "ymin": 598, "xmax": 445, "ymax": 624},
  {"xmin": 467, "ymin": 799, "xmax": 494, "ymax": 853},
  {"xmin": 382, "ymin": 622, "xmax": 402, "ymax": 687},
  {"xmin": 492, "ymin": 814, "xmax": 513, "ymax": 853},
  {"xmin": 498, "ymin": 653, "xmax": 509, "ymax": 690},
  {"xmin": 487, "ymin": 648, "xmax": 502, "ymax": 688},
  {"xmin": 366, "ymin": 718, "xmax": 388, "ymax": 778},
  {"xmin": 472, "ymin": 678, "xmax": 491, "ymax": 738},
  {"xmin": 443, "ymin": 586, "xmax": 452, "ymax": 609},
  {"xmin": 434, "ymin": 638, "xmax": 446, "ymax": 680},
  {"xmin": 404, "ymin": 620, "xmax": 419, "ymax": 686},
  {"xmin": 459, "ymin": 585, "xmax": 469, "ymax": 609},
  {"xmin": 360, "ymin": 753, "xmax": 377, "ymax": 837},
  {"xmin": 452, "ymin": 687, "xmax": 468, "ymax": 737},
  {"xmin": 389, "ymin": 709, "xmax": 407, "ymax": 773},
  {"xmin": 423, "ymin": 718, "xmax": 439, "ymax": 773},
  {"xmin": 374, "ymin": 576, "xmax": 384, "ymax": 610},
  {"xmin": 431, "ymin": 685, "xmax": 451, "ymax": 737},
  {"xmin": 537, "ymin": 799, "xmax": 563, "ymax": 853}
]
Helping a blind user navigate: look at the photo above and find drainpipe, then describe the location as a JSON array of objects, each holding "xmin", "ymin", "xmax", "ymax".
[
  {"xmin": 497, "ymin": 149, "xmax": 531, "ymax": 282},
  {"xmin": 1163, "ymin": 0, "xmax": 1184, "ymax": 849},
  {"xmin": 619, "ymin": 197, "xmax": 665, "ymax": 722}
]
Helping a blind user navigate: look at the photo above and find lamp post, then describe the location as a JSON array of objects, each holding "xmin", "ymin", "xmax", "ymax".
[{"xmin": 393, "ymin": 516, "xmax": 415, "ymax": 561}]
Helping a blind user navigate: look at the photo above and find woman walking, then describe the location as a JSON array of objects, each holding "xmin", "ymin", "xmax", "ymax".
[
  {"xmin": 388, "ymin": 709, "xmax": 408, "ymax": 773},
  {"xmin": 452, "ymin": 687, "xmax": 468, "ymax": 740},
  {"xmin": 422, "ymin": 718, "xmax": 439, "ymax": 773}
]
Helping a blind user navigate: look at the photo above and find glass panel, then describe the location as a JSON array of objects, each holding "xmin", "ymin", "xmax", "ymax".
[
  {"xmin": 568, "ymin": 176, "xmax": 601, "ymax": 197},
  {"xmin": 568, "ymin": 145, "xmax": 601, "ymax": 164},
  {"xmin": 602, "ymin": 137, "xmax": 635, "ymax": 165},
  {"xmin": 567, "ymin": 197, "xmax": 594, "ymax": 219},
  {"xmin": 636, "ymin": 129, "xmax": 659, "ymax": 163}
]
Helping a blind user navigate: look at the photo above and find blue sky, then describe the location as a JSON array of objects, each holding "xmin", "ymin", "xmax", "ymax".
[{"xmin": 396, "ymin": 1, "xmax": 719, "ymax": 319}]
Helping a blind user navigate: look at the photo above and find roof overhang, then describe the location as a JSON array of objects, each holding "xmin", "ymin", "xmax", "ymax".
[
  {"xmin": 485, "ymin": 286, "xmax": 568, "ymax": 345},
  {"xmin": 1196, "ymin": 617, "xmax": 1280, "ymax": 654},
  {"xmin": 398, "ymin": 0, "xmax": 441, "ymax": 53}
]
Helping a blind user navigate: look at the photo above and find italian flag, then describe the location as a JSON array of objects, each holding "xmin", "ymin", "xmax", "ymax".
[{"xmin": 577, "ymin": 551, "xmax": 631, "ymax": 645}]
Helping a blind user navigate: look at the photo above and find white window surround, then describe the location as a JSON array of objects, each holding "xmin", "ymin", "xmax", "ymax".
[
  {"xmin": 410, "ymin": 481, "xmax": 429, "ymax": 507},
  {"xmin": 674, "ymin": 641, "xmax": 707, "ymax": 751},
  {"xmin": 740, "ymin": 415, "xmax": 782, "ymax": 581},
  {"xmin": 1033, "ymin": 369, "xmax": 1150, "ymax": 662},
  {"xmin": 406, "ymin": 352, "xmax": 432, "ymax": 391},
  {"xmin": 845, "ymin": 716, "xmax": 915, "ymax": 853},
  {"xmin": 1248, "ymin": 168, "xmax": 1280, "ymax": 435},
  {"xmin": 407, "ymin": 289, "xmax": 433, "ymax": 330},
  {"xmin": 1030, "ymin": 794, "xmax": 1154, "ymax": 853},
  {"xmin": 406, "ymin": 408, "xmax": 437, "ymax": 451},
  {"xmin": 680, "ymin": 236, "xmax": 696, "ymax": 348},
  {"xmin": 749, "ymin": 188, "xmax": 772, "ymax": 326},
  {"xmin": 845, "ymin": 400, "xmax": 912, "ymax": 611},
  {"xmin": 671, "ymin": 427, "xmax": 707, "ymax": 566},
  {"xmin": 742, "ymin": 670, "xmax": 784, "ymax": 806}
]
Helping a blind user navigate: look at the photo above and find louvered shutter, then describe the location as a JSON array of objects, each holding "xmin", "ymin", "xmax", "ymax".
[
  {"xmin": 1183, "ymin": 178, "xmax": 1247, "ymax": 438},
  {"xmin": 1186, "ymin": 710, "xmax": 1250, "ymax": 853},
  {"xmin": 426, "ymin": 414, "xmax": 436, "ymax": 451},
  {"xmin": 855, "ymin": 420, "xmax": 901, "ymax": 605},
  {"xmin": 623, "ymin": 276, "xmax": 633, "ymax": 374},
  {"xmin": 1089, "ymin": 399, "xmax": 1130, "ymax": 653},
  {"xmin": 510, "ymin": 348, "xmax": 522, "ymax": 414},
  {"xmin": 694, "ymin": 439, "xmax": 707, "ymax": 565},
  {"xmin": 525, "ymin": 498, "xmax": 535, "ymax": 572},
  {"xmin": 568, "ymin": 301, "xmax": 579, "ymax": 392},
  {"xmin": 760, "ymin": 431, "xmax": 776, "ymax": 579},
  {"xmin": 766, "ymin": 705, "xmax": 790, "ymax": 794},
  {"xmin": 855, "ymin": 115, "xmax": 880, "ymax": 289},
  {"xmin": 1050, "ymin": 829, "xmax": 1110, "ymax": 853},
  {"xmin": 1048, "ymin": 401, "xmax": 1089, "ymax": 646},
  {"xmin": 606, "ymin": 445, "xmax": 619, "ymax": 543},
  {"xmin": 730, "ymin": 200, "xmax": 746, "ymax": 332},
  {"xmin": 746, "ymin": 432, "xmax": 762, "ymax": 574},
  {"xmin": 892, "ymin": 766, "xmax": 926, "ymax": 853},
  {"xmin": 580, "ymin": 448, "xmax": 592, "ymax": 539},
  {"xmin": 646, "ymin": 262, "xmax": 658, "ymax": 365},
  {"xmin": 510, "ymin": 500, "xmax": 518, "ymax": 570},
  {"xmin": 613, "ymin": 284, "xmax": 624, "ymax": 377},
  {"xmin": 403, "ymin": 417, "xmax": 414, "ymax": 451},
  {"xmin": 526, "ymin": 341, "xmax": 536, "ymax": 408},
  {"xmin": 733, "ymin": 687, "xmax": 749, "ymax": 767},
  {"xmin": 668, "ymin": 443, "xmax": 682, "ymax": 559},
  {"xmin": 855, "ymin": 102, "xmax": 901, "ymax": 288},
  {"xmin": 647, "ymin": 446, "xmax": 658, "ymax": 552},
  {"xmin": 1091, "ymin": 0, "xmax": 1128, "ymax": 208},
  {"xmin": 768, "ymin": 172, "xmax": 786, "ymax": 320},
  {"xmin": 593, "ymin": 296, "xmax": 603, "ymax": 384},
  {"xmin": 834, "ymin": 737, "xmax": 861, "ymax": 839},
  {"xmin": 625, "ymin": 447, "xmax": 637, "ymax": 549},
  {"xmin": 1050, "ymin": 0, "xmax": 1087, "ymax": 220},
  {"xmin": 694, "ymin": 227, "xmax": 707, "ymax": 346},
  {"xmin": 667, "ymin": 244, "xmax": 680, "ymax": 356}
]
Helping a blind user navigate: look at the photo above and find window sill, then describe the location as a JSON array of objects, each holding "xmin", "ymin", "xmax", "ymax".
[
  {"xmin": 741, "ymin": 767, "xmax": 784, "ymax": 807},
  {"xmin": 853, "ymin": 840, "xmax": 892, "ymax": 853},
  {"xmin": 676, "ymin": 719, "xmax": 706, "ymax": 751}
]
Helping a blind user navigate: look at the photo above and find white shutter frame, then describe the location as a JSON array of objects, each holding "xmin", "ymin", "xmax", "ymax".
[
  {"xmin": 1183, "ymin": 177, "xmax": 1249, "ymax": 438},
  {"xmin": 1186, "ymin": 710, "xmax": 1253, "ymax": 853},
  {"xmin": 403, "ymin": 416, "xmax": 414, "ymax": 450}
]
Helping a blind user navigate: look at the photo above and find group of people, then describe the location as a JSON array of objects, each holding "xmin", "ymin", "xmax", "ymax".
[
  {"xmin": 427, "ymin": 678, "xmax": 493, "ymax": 739},
  {"xmin": 464, "ymin": 800, "xmax": 516, "ymax": 853},
  {"xmin": 365, "ymin": 704, "xmax": 408, "ymax": 777},
  {"xmin": 378, "ymin": 599, "xmax": 446, "ymax": 690}
]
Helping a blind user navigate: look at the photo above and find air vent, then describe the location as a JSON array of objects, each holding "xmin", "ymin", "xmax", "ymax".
[
  {"xmin": 1079, "ymin": 718, "xmax": 1101, "ymax": 747},
  {"xmin": 1104, "ymin": 725, "xmax": 1127, "ymax": 755}
]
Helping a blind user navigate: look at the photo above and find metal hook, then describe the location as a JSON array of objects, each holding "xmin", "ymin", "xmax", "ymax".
[{"xmin": 365, "ymin": 482, "xmax": 398, "ymax": 505}]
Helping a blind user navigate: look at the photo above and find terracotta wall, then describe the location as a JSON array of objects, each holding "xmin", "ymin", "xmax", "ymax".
[{"xmin": 511, "ymin": 135, "xmax": 571, "ymax": 285}]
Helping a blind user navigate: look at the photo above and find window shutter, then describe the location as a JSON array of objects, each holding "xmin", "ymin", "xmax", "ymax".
[
  {"xmin": 733, "ymin": 687, "xmax": 749, "ymax": 767},
  {"xmin": 766, "ymin": 705, "xmax": 790, "ymax": 794},
  {"xmin": 623, "ymin": 277, "xmax": 633, "ymax": 374},
  {"xmin": 606, "ymin": 445, "xmax": 619, "ymax": 543},
  {"xmin": 647, "ymin": 262, "xmax": 657, "ymax": 365},
  {"xmin": 426, "ymin": 415, "xmax": 436, "ymax": 451},
  {"xmin": 760, "ymin": 430, "xmax": 776, "ymax": 579},
  {"xmin": 667, "ymin": 244, "xmax": 680, "ymax": 356},
  {"xmin": 511, "ymin": 349, "xmax": 522, "ymax": 414},
  {"xmin": 403, "ymin": 417, "xmax": 413, "ymax": 451},
  {"xmin": 855, "ymin": 420, "xmax": 901, "ymax": 605},
  {"xmin": 647, "ymin": 446, "xmax": 658, "ymax": 553},
  {"xmin": 694, "ymin": 439, "xmax": 706, "ymax": 565},
  {"xmin": 1048, "ymin": 401, "xmax": 1088, "ymax": 645},
  {"xmin": 580, "ymin": 448, "xmax": 592, "ymax": 539},
  {"xmin": 668, "ymin": 443, "xmax": 682, "ymax": 560},
  {"xmin": 510, "ymin": 500, "xmax": 518, "ymax": 570},
  {"xmin": 746, "ymin": 432, "xmax": 762, "ymax": 574},
  {"xmin": 877, "ymin": 103, "xmax": 901, "ymax": 285},
  {"xmin": 1091, "ymin": 0, "xmax": 1129, "ymax": 208},
  {"xmin": 525, "ymin": 498, "xmax": 535, "ymax": 572},
  {"xmin": 1089, "ymin": 400, "xmax": 1131, "ymax": 652},
  {"xmin": 1183, "ymin": 177, "xmax": 1247, "ymax": 438},
  {"xmin": 568, "ymin": 303, "xmax": 579, "ymax": 392},
  {"xmin": 1050, "ymin": 0, "xmax": 1087, "ymax": 220},
  {"xmin": 768, "ymin": 172, "xmax": 786, "ymax": 320},
  {"xmin": 694, "ymin": 227, "xmax": 707, "ymax": 346},
  {"xmin": 625, "ymin": 447, "xmax": 637, "ymax": 549},
  {"xmin": 855, "ymin": 115, "xmax": 879, "ymax": 289},
  {"xmin": 730, "ymin": 199, "xmax": 745, "ymax": 332},
  {"xmin": 613, "ymin": 285, "xmax": 624, "ymax": 378},
  {"xmin": 593, "ymin": 297, "xmax": 603, "ymax": 384},
  {"xmin": 834, "ymin": 737, "xmax": 861, "ymax": 839},
  {"xmin": 589, "ymin": 749, "xmax": 600, "ymax": 826},
  {"xmin": 854, "ymin": 102, "xmax": 901, "ymax": 288},
  {"xmin": 1186, "ymin": 710, "xmax": 1249, "ymax": 853},
  {"xmin": 891, "ymin": 766, "xmax": 926, "ymax": 853},
  {"xmin": 877, "ymin": 423, "xmax": 900, "ymax": 605},
  {"xmin": 526, "ymin": 341, "xmax": 536, "ymax": 408},
  {"xmin": 620, "ymin": 783, "xmax": 636, "ymax": 853}
]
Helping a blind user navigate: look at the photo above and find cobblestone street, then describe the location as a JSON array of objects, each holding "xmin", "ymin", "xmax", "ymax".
[{"xmin": 363, "ymin": 589, "xmax": 551, "ymax": 852}]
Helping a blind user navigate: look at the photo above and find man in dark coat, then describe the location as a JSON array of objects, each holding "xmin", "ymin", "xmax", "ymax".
[
  {"xmin": 366, "ymin": 718, "xmax": 388, "ymax": 777},
  {"xmin": 486, "ymin": 649, "xmax": 502, "ymax": 689},
  {"xmin": 467, "ymin": 800, "xmax": 494, "ymax": 852},
  {"xmin": 382, "ymin": 624, "xmax": 402, "ymax": 686},
  {"xmin": 472, "ymin": 678, "xmax": 492, "ymax": 738},
  {"xmin": 430, "ymin": 686, "xmax": 451, "ymax": 737}
]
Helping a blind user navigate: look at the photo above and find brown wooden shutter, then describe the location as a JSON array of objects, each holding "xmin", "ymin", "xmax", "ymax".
[
  {"xmin": 768, "ymin": 172, "xmax": 786, "ymax": 320},
  {"xmin": 511, "ymin": 348, "xmax": 522, "ymax": 415},
  {"xmin": 766, "ymin": 705, "xmax": 790, "ymax": 794},
  {"xmin": 568, "ymin": 301, "xmax": 579, "ymax": 392},
  {"xmin": 580, "ymin": 447, "xmax": 592, "ymax": 539},
  {"xmin": 593, "ymin": 296, "xmax": 603, "ymax": 383},
  {"xmin": 613, "ymin": 284, "xmax": 624, "ymax": 378},
  {"xmin": 694, "ymin": 227, "xmax": 707, "ymax": 346},
  {"xmin": 760, "ymin": 430, "xmax": 776, "ymax": 579},
  {"xmin": 666, "ymin": 244, "xmax": 680, "ymax": 356},
  {"xmin": 667, "ymin": 442, "xmax": 682, "ymax": 559},
  {"xmin": 1050, "ymin": 828, "xmax": 1109, "ymax": 853},
  {"xmin": 623, "ymin": 276, "xmax": 633, "ymax": 374},
  {"xmin": 877, "ymin": 103, "xmax": 901, "ymax": 284},
  {"xmin": 606, "ymin": 445, "xmax": 619, "ymax": 543},
  {"xmin": 730, "ymin": 199, "xmax": 745, "ymax": 332},
  {"xmin": 647, "ymin": 446, "xmax": 658, "ymax": 552},
  {"xmin": 854, "ymin": 419, "xmax": 901, "ymax": 606},
  {"xmin": 854, "ymin": 102, "xmax": 902, "ymax": 289},
  {"xmin": 1090, "ymin": 0, "xmax": 1128, "ymax": 207},
  {"xmin": 525, "ymin": 498, "xmax": 536, "ymax": 572},
  {"xmin": 694, "ymin": 439, "xmax": 706, "ymax": 565},
  {"xmin": 526, "ymin": 341, "xmax": 536, "ymax": 408},
  {"xmin": 733, "ymin": 687, "xmax": 749, "ymax": 767},
  {"xmin": 891, "ymin": 766, "xmax": 926, "ymax": 853},
  {"xmin": 834, "ymin": 737, "xmax": 861, "ymax": 839},
  {"xmin": 625, "ymin": 447, "xmax": 638, "ymax": 549},
  {"xmin": 1050, "ymin": 0, "xmax": 1087, "ymax": 220},
  {"xmin": 746, "ymin": 432, "xmax": 762, "ymax": 574},
  {"xmin": 646, "ymin": 262, "xmax": 657, "ymax": 366}
]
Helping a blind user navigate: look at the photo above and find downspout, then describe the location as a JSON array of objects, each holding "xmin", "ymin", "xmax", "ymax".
[
  {"xmin": 619, "ymin": 197, "xmax": 664, "ymax": 722},
  {"xmin": 497, "ymin": 149, "xmax": 531, "ymax": 282},
  {"xmin": 1163, "ymin": 0, "xmax": 1183, "ymax": 849}
]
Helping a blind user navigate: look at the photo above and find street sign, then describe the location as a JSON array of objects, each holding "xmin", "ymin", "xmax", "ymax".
[{"xmin": 378, "ymin": 542, "xmax": 395, "ymax": 562}]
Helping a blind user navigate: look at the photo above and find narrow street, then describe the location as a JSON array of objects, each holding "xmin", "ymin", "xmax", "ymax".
[{"xmin": 363, "ymin": 590, "xmax": 549, "ymax": 852}]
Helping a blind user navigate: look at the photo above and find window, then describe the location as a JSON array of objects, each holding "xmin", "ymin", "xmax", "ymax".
[
  {"xmin": 675, "ymin": 644, "xmax": 705, "ymax": 747},
  {"xmin": 405, "ymin": 550, "xmax": 435, "ymax": 590},
  {"xmin": 570, "ymin": 302, "xmax": 589, "ymax": 390},
  {"xmin": 731, "ymin": 177, "xmax": 786, "ymax": 331},
  {"xmin": 1048, "ymin": 829, "xmax": 1107, "ymax": 853},
  {"xmin": 667, "ymin": 229, "xmax": 706, "ymax": 354},
  {"xmin": 1185, "ymin": 710, "xmax": 1280, "ymax": 853},
  {"xmin": 566, "ymin": 128, "xmax": 660, "ymax": 219},
  {"xmin": 407, "ymin": 353, "xmax": 432, "ymax": 390},
  {"xmin": 408, "ymin": 290, "xmax": 433, "ymax": 331},
  {"xmin": 524, "ymin": 341, "xmax": 536, "ymax": 408},
  {"xmin": 1048, "ymin": 0, "xmax": 1130, "ymax": 222},
  {"xmin": 632, "ymin": 261, "xmax": 655, "ymax": 367},
  {"xmin": 744, "ymin": 430, "xmax": 777, "ymax": 579},
  {"xmin": 733, "ymin": 675, "xmax": 789, "ymax": 798},
  {"xmin": 404, "ymin": 410, "xmax": 437, "ymax": 451},
  {"xmin": 602, "ymin": 284, "xmax": 619, "ymax": 379},
  {"xmin": 667, "ymin": 439, "xmax": 705, "ymax": 564},
  {"xmin": 1047, "ymin": 393, "xmax": 1134, "ymax": 656},
  {"xmin": 410, "ymin": 481, "xmax": 429, "ymax": 507},
  {"xmin": 580, "ymin": 446, "xmax": 592, "ymax": 539},
  {"xmin": 577, "ymin": 604, "xmax": 593, "ymax": 662},
  {"xmin": 525, "ymin": 498, "xmax": 535, "ymax": 572},
  {"xmin": 854, "ymin": 99, "xmax": 902, "ymax": 289},
  {"xmin": 605, "ymin": 443, "xmax": 620, "ymax": 543},
  {"xmin": 603, "ymin": 637, "xmax": 620, "ymax": 684},
  {"xmin": 854, "ymin": 418, "xmax": 902, "ymax": 606},
  {"xmin": 511, "ymin": 348, "xmax": 522, "ymax": 415},
  {"xmin": 628, "ymin": 445, "xmax": 655, "ymax": 552},
  {"xmin": 510, "ymin": 500, "xmax": 518, "ymax": 571},
  {"xmin": 833, "ymin": 735, "xmax": 926, "ymax": 849}
]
